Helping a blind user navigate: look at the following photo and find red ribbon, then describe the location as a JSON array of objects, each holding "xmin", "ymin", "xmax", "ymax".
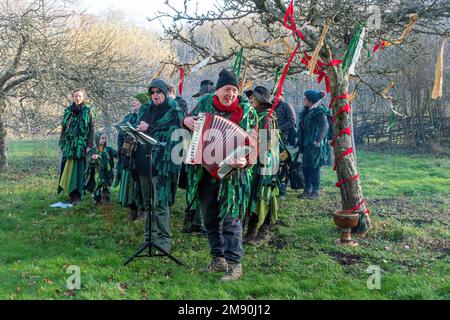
[
  {"xmin": 329, "ymin": 92, "xmax": 350, "ymax": 109},
  {"xmin": 331, "ymin": 127, "xmax": 352, "ymax": 147},
  {"xmin": 283, "ymin": 0, "xmax": 305, "ymax": 40},
  {"xmin": 178, "ymin": 66, "xmax": 185, "ymax": 96},
  {"xmin": 265, "ymin": 43, "xmax": 301, "ymax": 128},
  {"xmin": 336, "ymin": 174, "xmax": 359, "ymax": 188},
  {"xmin": 349, "ymin": 199, "xmax": 370, "ymax": 214},
  {"xmin": 373, "ymin": 40, "xmax": 388, "ymax": 53},
  {"xmin": 331, "ymin": 103, "xmax": 352, "ymax": 123},
  {"xmin": 301, "ymin": 52, "xmax": 343, "ymax": 93},
  {"xmin": 333, "ymin": 147, "xmax": 353, "ymax": 171}
]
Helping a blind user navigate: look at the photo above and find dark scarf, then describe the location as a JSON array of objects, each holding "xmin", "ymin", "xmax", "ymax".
[
  {"xmin": 213, "ymin": 95, "xmax": 243, "ymax": 124},
  {"xmin": 70, "ymin": 102, "xmax": 85, "ymax": 115},
  {"xmin": 146, "ymin": 100, "xmax": 170, "ymax": 129}
]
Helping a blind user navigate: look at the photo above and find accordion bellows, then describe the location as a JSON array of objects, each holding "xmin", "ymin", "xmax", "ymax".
[{"xmin": 185, "ymin": 113, "xmax": 252, "ymax": 179}]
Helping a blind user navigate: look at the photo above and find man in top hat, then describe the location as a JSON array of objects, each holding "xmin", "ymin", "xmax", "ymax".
[{"xmin": 192, "ymin": 79, "xmax": 215, "ymax": 98}]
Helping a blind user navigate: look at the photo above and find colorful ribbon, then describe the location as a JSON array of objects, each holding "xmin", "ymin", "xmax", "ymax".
[
  {"xmin": 301, "ymin": 52, "xmax": 343, "ymax": 93},
  {"xmin": 333, "ymin": 147, "xmax": 353, "ymax": 171},
  {"xmin": 336, "ymin": 174, "xmax": 360, "ymax": 188},
  {"xmin": 283, "ymin": 0, "xmax": 305, "ymax": 40},
  {"xmin": 265, "ymin": 43, "xmax": 301, "ymax": 128},
  {"xmin": 178, "ymin": 66, "xmax": 185, "ymax": 96},
  {"xmin": 372, "ymin": 40, "xmax": 389, "ymax": 53},
  {"xmin": 330, "ymin": 127, "xmax": 352, "ymax": 147}
]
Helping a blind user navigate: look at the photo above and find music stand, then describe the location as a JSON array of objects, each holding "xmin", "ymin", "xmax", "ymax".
[{"xmin": 115, "ymin": 123, "xmax": 184, "ymax": 266}]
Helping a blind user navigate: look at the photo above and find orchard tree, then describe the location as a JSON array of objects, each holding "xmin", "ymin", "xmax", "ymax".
[{"xmin": 154, "ymin": 0, "xmax": 450, "ymax": 232}]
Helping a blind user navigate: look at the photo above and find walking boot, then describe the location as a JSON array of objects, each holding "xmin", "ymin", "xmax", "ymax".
[
  {"xmin": 220, "ymin": 262, "xmax": 243, "ymax": 282},
  {"xmin": 202, "ymin": 257, "xmax": 228, "ymax": 273},
  {"xmin": 307, "ymin": 189, "xmax": 320, "ymax": 199},
  {"xmin": 244, "ymin": 226, "xmax": 258, "ymax": 244},
  {"xmin": 254, "ymin": 225, "xmax": 271, "ymax": 245},
  {"xmin": 297, "ymin": 188, "xmax": 312, "ymax": 199}
]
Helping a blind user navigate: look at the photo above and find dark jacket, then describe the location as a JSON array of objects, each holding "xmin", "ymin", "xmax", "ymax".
[
  {"xmin": 175, "ymin": 96, "xmax": 188, "ymax": 115},
  {"xmin": 297, "ymin": 103, "xmax": 331, "ymax": 168},
  {"xmin": 275, "ymin": 99, "xmax": 297, "ymax": 146}
]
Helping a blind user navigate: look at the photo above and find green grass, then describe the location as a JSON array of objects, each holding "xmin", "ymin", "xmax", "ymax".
[{"xmin": 0, "ymin": 137, "xmax": 449, "ymax": 300}]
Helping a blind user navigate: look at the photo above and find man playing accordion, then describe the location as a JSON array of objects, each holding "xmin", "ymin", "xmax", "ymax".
[{"xmin": 183, "ymin": 69, "xmax": 258, "ymax": 282}]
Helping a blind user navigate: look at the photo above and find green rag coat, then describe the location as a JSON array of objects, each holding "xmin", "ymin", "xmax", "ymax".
[
  {"xmin": 297, "ymin": 103, "xmax": 331, "ymax": 169},
  {"xmin": 186, "ymin": 93, "xmax": 258, "ymax": 220}
]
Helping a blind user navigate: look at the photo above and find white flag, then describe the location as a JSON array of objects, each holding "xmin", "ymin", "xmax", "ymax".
[
  {"xmin": 191, "ymin": 56, "xmax": 212, "ymax": 73},
  {"xmin": 349, "ymin": 27, "xmax": 366, "ymax": 76}
]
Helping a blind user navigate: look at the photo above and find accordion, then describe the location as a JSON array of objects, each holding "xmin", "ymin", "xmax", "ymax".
[{"xmin": 185, "ymin": 112, "xmax": 252, "ymax": 179}]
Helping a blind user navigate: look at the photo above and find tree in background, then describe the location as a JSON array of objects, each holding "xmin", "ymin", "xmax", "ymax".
[
  {"xmin": 0, "ymin": 0, "xmax": 174, "ymax": 171},
  {"xmin": 155, "ymin": 0, "xmax": 450, "ymax": 232}
]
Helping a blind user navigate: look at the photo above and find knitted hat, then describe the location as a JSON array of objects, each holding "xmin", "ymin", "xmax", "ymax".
[
  {"xmin": 134, "ymin": 92, "xmax": 150, "ymax": 105},
  {"xmin": 148, "ymin": 78, "xmax": 169, "ymax": 97},
  {"xmin": 192, "ymin": 79, "xmax": 215, "ymax": 97},
  {"xmin": 215, "ymin": 69, "xmax": 239, "ymax": 90},
  {"xmin": 304, "ymin": 90, "xmax": 325, "ymax": 104}
]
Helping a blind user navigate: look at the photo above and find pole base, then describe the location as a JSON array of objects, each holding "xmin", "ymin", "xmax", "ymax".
[{"xmin": 335, "ymin": 239, "xmax": 358, "ymax": 247}]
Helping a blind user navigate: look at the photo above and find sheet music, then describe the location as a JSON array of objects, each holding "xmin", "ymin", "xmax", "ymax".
[{"xmin": 114, "ymin": 122, "xmax": 163, "ymax": 146}]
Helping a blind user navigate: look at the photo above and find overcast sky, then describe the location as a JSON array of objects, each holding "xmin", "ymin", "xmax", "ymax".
[{"xmin": 80, "ymin": 0, "xmax": 217, "ymax": 31}]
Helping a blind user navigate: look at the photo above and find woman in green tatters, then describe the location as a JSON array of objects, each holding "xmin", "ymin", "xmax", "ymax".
[
  {"xmin": 58, "ymin": 89, "xmax": 94, "ymax": 204},
  {"xmin": 297, "ymin": 90, "xmax": 331, "ymax": 199},
  {"xmin": 183, "ymin": 69, "xmax": 258, "ymax": 282},
  {"xmin": 85, "ymin": 132, "xmax": 118, "ymax": 205},
  {"xmin": 116, "ymin": 92, "xmax": 149, "ymax": 221},
  {"xmin": 244, "ymin": 86, "xmax": 280, "ymax": 247}
]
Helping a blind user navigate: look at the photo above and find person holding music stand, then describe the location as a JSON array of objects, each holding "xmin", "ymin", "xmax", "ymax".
[{"xmin": 123, "ymin": 79, "xmax": 184, "ymax": 266}]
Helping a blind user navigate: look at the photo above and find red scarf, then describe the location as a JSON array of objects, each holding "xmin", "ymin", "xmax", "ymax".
[{"xmin": 213, "ymin": 95, "xmax": 243, "ymax": 124}]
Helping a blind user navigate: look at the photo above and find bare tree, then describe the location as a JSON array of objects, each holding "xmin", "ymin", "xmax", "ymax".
[
  {"xmin": 0, "ymin": 0, "xmax": 174, "ymax": 171},
  {"xmin": 154, "ymin": 0, "xmax": 450, "ymax": 232}
]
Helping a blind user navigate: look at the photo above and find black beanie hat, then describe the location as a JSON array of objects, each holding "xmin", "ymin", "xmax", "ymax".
[
  {"xmin": 215, "ymin": 69, "xmax": 239, "ymax": 90},
  {"xmin": 148, "ymin": 78, "xmax": 169, "ymax": 97}
]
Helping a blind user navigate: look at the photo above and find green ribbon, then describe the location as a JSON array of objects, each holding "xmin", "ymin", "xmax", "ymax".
[
  {"xmin": 387, "ymin": 109, "xmax": 395, "ymax": 132},
  {"xmin": 232, "ymin": 47, "xmax": 244, "ymax": 81},
  {"xmin": 342, "ymin": 25, "xmax": 363, "ymax": 73}
]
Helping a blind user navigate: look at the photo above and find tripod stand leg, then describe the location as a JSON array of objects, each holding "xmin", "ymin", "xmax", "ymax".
[
  {"xmin": 152, "ymin": 243, "xmax": 184, "ymax": 266},
  {"xmin": 123, "ymin": 242, "xmax": 149, "ymax": 266}
]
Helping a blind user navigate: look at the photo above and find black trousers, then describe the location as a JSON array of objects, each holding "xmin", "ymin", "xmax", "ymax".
[
  {"xmin": 198, "ymin": 176, "xmax": 243, "ymax": 263},
  {"xmin": 303, "ymin": 166, "xmax": 321, "ymax": 191}
]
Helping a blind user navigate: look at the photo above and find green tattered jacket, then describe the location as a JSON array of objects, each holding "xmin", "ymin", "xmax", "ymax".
[
  {"xmin": 297, "ymin": 103, "xmax": 331, "ymax": 168},
  {"xmin": 59, "ymin": 103, "xmax": 94, "ymax": 159},
  {"xmin": 84, "ymin": 145, "xmax": 118, "ymax": 193},
  {"xmin": 135, "ymin": 98, "xmax": 184, "ymax": 207},
  {"xmin": 248, "ymin": 109, "xmax": 280, "ymax": 227},
  {"xmin": 186, "ymin": 93, "xmax": 258, "ymax": 220}
]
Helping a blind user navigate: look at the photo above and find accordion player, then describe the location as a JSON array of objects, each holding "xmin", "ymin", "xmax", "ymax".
[{"xmin": 184, "ymin": 112, "xmax": 255, "ymax": 179}]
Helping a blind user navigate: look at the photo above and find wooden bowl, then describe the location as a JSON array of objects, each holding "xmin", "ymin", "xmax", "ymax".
[{"xmin": 333, "ymin": 210, "xmax": 359, "ymax": 230}]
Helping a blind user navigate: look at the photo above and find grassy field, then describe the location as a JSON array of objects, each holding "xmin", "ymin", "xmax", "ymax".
[{"xmin": 0, "ymin": 138, "xmax": 449, "ymax": 300}]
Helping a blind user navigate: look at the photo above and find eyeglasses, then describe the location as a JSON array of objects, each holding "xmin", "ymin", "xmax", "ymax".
[{"xmin": 150, "ymin": 89, "xmax": 162, "ymax": 95}]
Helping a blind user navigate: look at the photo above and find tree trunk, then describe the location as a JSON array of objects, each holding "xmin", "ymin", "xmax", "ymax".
[
  {"xmin": 327, "ymin": 64, "xmax": 371, "ymax": 233},
  {"xmin": 0, "ymin": 114, "xmax": 7, "ymax": 172}
]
